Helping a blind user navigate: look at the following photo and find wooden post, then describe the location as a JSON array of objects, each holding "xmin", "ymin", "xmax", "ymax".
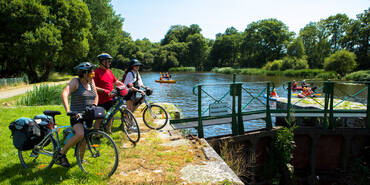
[{"xmin": 197, "ymin": 85, "xmax": 204, "ymax": 138}]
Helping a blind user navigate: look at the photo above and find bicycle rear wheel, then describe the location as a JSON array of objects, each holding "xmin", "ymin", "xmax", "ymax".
[
  {"xmin": 120, "ymin": 109, "xmax": 140, "ymax": 143},
  {"xmin": 143, "ymin": 104, "xmax": 169, "ymax": 130},
  {"xmin": 75, "ymin": 130, "xmax": 119, "ymax": 177},
  {"xmin": 18, "ymin": 135, "xmax": 56, "ymax": 169}
]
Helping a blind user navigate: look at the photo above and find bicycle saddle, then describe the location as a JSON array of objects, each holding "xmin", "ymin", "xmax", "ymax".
[{"xmin": 43, "ymin": 110, "xmax": 61, "ymax": 117}]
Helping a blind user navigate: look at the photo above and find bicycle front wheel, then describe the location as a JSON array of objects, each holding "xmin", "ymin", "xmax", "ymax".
[
  {"xmin": 18, "ymin": 135, "xmax": 56, "ymax": 169},
  {"xmin": 143, "ymin": 104, "xmax": 169, "ymax": 130},
  {"xmin": 120, "ymin": 109, "xmax": 140, "ymax": 143},
  {"xmin": 75, "ymin": 130, "xmax": 119, "ymax": 177}
]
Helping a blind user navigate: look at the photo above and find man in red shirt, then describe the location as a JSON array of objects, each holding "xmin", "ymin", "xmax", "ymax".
[{"xmin": 93, "ymin": 53, "xmax": 125, "ymax": 134}]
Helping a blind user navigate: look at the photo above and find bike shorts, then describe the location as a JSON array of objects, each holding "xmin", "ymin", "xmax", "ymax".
[
  {"xmin": 70, "ymin": 116, "xmax": 93, "ymax": 128},
  {"xmin": 98, "ymin": 100, "xmax": 113, "ymax": 111}
]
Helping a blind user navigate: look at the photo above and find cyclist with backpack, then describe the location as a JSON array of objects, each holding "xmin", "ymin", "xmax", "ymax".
[
  {"xmin": 60, "ymin": 62, "xmax": 99, "ymax": 167},
  {"xmin": 122, "ymin": 59, "xmax": 150, "ymax": 112},
  {"xmin": 93, "ymin": 53, "xmax": 126, "ymax": 134}
]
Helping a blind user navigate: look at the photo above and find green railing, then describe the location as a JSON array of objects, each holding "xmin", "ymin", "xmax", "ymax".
[{"xmin": 170, "ymin": 75, "xmax": 370, "ymax": 138}]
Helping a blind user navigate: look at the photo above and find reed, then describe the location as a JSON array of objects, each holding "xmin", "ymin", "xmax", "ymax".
[{"xmin": 17, "ymin": 84, "xmax": 65, "ymax": 106}]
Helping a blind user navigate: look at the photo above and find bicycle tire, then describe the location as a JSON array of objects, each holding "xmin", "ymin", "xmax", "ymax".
[
  {"xmin": 142, "ymin": 104, "xmax": 169, "ymax": 130},
  {"xmin": 75, "ymin": 130, "xmax": 119, "ymax": 177},
  {"xmin": 120, "ymin": 109, "xmax": 140, "ymax": 143},
  {"xmin": 18, "ymin": 135, "xmax": 57, "ymax": 169}
]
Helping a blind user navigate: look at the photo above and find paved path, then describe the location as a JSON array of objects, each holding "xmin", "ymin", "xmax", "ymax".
[{"xmin": 0, "ymin": 81, "xmax": 69, "ymax": 100}]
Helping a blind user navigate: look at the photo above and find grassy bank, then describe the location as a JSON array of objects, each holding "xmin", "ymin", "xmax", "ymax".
[
  {"xmin": 344, "ymin": 70, "xmax": 370, "ymax": 81},
  {"xmin": 212, "ymin": 67, "xmax": 338, "ymax": 79},
  {"xmin": 168, "ymin": 67, "xmax": 196, "ymax": 72}
]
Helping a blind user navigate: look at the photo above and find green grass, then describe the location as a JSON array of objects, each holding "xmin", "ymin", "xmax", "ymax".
[
  {"xmin": 0, "ymin": 105, "xmax": 108, "ymax": 185},
  {"xmin": 48, "ymin": 72, "xmax": 74, "ymax": 82},
  {"xmin": 168, "ymin": 67, "xmax": 196, "ymax": 72},
  {"xmin": 0, "ymin": 104, "xmax": 210, "ymax": 184}
]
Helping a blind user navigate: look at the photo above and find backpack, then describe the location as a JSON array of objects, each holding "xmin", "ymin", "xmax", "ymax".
[
  {"xmin": 9, "ymin": 117, "xmax": 43, "ymax": 151},
  {"xmin": 122, "ymin": 71, "xmax": 139, "ymax": 88}
]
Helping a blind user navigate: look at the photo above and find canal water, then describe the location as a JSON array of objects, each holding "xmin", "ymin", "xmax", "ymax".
[{"xmin": 140, "ymin": 72, "xmax": 368, "ymax": 137}]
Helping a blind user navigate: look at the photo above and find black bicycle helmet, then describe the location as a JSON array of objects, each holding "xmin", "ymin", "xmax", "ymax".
[
  {"xmin": 129, "ymin": 59, "xmax": 143, "ymax": 67},
  {"xmin": 97, "ymin": 53, "xmax": 113, "ymax": 60},
  {"xmin": 74, "ymin": 62, "xmax": 96, "ymax": 71}
]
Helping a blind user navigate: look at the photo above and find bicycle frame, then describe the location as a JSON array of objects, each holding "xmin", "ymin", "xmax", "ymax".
[
  {"xmin": 33, "ymin": 125, "xmax": 71, "ymax": 157},
  {"xmin": 101, "ymin": 96, "xmax": 127, "ymax": 131}
]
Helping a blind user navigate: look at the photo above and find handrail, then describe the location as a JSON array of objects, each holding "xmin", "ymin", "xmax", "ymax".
[{"xmin": 175, "ymin": 75, "xmax": 370, "ymax": 138}]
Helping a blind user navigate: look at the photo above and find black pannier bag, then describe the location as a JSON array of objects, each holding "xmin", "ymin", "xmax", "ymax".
[
  {"xmin": 34, "ymin": 114, "xmax": 54, "ymax": 146},
  {"xmin": 9, "ymin": 117, "xmax": 42, "ymax": 151},
  {"xmin": 85, "ymin": 105, "xmax": 105, "ymax": 120}
]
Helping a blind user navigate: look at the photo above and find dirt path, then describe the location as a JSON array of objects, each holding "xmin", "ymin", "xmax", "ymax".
[{"xmin": 0, "ymin": 81, "xmax": 69, "ymax": 100}]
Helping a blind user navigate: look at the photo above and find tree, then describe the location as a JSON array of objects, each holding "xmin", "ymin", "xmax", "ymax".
[
  {"xmin": 0, "ymin": 0, "xmax": 90, "ymax": 82},
  {"xmin": 342, "ymin": 8, "xmax": 370, "ymax": 69},
  {"xmin": 322, "ymin": 14, "xmax": 350, "ymax": 52},
  {"xmin": 287, "ymin": 37, "xmax": 305, "ymax": 58},
  {"xmin": 241, "ymin": 19, "xmax": 294, "ymax": 67},
  {"xmin": 324, "ymin": 50, "xmax": 357, "ymax": 76},
  {"xmin": 83, "ymin": 0, "xmax": 124, "ymax": 63},
  {"xmin": 299, "ymin": 22, "xmax": 331, "ymax": 68}
]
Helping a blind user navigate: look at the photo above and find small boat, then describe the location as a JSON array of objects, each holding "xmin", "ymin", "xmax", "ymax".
[
  {"xmin": 292, "ymin": 86, "xmax": 310, "ymax": 91},
  {"xmin": 155, "ymin": 79, "xmax": 176, "ymax": 83},
  {"xmin": 263, "ymin": 94, "xmax": 278, "ymax": 101}
]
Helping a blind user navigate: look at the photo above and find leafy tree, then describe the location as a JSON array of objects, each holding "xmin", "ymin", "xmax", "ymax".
[
  {"xmin": 186, "ymin": 33, "xmax": 208, "ymax": 70},
  {"xmin": 287, "ymin": 37, "xmax": 305, "ymax": 58},
  {"xmin": 0, "ymin": 0, "xmax": 90, "ymax": 82},
  {"xmin": 83, "ymin": 0, "xmax": 124, "ymax": 63},
  {"xmin": 342, "ymin": 8, "xmax": 369, "ymax": 69},
  {"xmin": 322, "ymin": 13, "xmax": 350, "ymax": 52},
  {"xmin": 299, "ymin": 22, "xmax": 331, "ymax": 68},
  {"xmin": 241, "ymin": 19, "xmax": 294, "ymax": 68},
  {"xmin": 324, "ymin": 50, "xmax": 357, "ymax": 76},
  {"xmin": 209, "ymin": 27, "xmax": 242, "ymax": 68}
]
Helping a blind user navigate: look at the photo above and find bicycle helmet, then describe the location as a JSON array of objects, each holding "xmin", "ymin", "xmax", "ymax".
[
  {"xmin": 129, "ymin": 59, "xmax": 142, "ymax": 67},
  {"xmin": 97, "ymin": 53, "xmax": 113, "ymax": 60},
  {"xmin": 74, "ymin": 62, "xmax": 96, "ymax": 71}
]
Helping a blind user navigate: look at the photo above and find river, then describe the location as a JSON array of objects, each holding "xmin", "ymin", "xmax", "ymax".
[{"xmin": 140, "ymin": 72, "xmax": 368, "ymax": 137}]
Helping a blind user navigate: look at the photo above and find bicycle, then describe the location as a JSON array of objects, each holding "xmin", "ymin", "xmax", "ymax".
[
  {"xmin": 100, "ymin": 87, "xmax": 140, "ymax": 144},
  {"xmin": 136, "ymin": 89, "xmax": 169, "ymax": 130},
  {"xmin": 18, "ymin": 110, "xmax": 119, "ymax": 177}
]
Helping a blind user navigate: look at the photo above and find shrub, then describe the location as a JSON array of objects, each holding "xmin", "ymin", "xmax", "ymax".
[
  {"xmin": 18, "ymin": 84, "xmax": 65, "ymax": 106},
  {"xmin": 344, "ymin": 70, "xmax": 370, "ymax": 81},
  {"xmin": 324, "ymin": 50, "xmax": 357, "ymax": 77},
  {"xmin": 168, "ymin": 67, "xmax": 196, "ymax": 72},
  {"xmin": 263, "ymin": 60, "xmax": 282, "ymax": 70}
]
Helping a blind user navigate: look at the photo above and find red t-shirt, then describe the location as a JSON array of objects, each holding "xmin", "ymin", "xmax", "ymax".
[{"xmin": 94, "ymin": 67, "xmax": 117, "ymax": 104}]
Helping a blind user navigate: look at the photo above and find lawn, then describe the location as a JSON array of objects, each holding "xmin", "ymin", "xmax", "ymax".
[{"xmin": 0, "ymin": 104, "xmax": 206, "ymax": 184}]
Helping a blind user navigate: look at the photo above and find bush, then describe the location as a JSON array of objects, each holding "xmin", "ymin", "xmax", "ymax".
[
  {"xmin": 344, "ymin": 70, "xmax": 370, "ymax": 81},
  {"xmin": 263, "ymin": 60, "xmax": 282, "ymax": 70},
  {"xmin": 168, "ymin": 67, "xmax": 196, "ymax": 72},
  {"xmin": 324, "ymin": 50, "xmax": 357, "ymax": 76},
  {"xmin": 315, "ymin": 71, "xmax": 339, "ymax": 80},
  {"xmin": 281, "ymin": 57, "xmax": 308, "ymax": 71},
  {"xmin": 282, "ymin": 69, "xmax": 324, "ymax": 78},
  {"xmin": 111, "ymin": 68, "xmax": 125, "ymax": 81},
  {"xmin": 18, "ymin": 84, "xmax": 65, "ymax": 106}
]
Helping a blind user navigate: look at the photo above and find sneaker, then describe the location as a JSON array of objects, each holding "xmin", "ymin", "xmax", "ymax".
[{"xmin": 55, "ymin": 151, "xmax": 70, "ymax": 167}]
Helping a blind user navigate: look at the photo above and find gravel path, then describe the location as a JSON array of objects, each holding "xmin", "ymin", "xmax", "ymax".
[{"xmin": 0, "ymin": 81, "xmax": 69, "ymax": 100}]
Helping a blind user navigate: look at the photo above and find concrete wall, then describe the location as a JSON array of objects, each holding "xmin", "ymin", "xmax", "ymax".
[{"xmin": 207, "ymin": 127, "xmax": 370, "ymax": 184}]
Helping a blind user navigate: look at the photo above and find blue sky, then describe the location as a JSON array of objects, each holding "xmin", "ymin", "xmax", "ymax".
[{"xmin": 111, "ymin": 0, "xmax": 369, "ymax": 42}]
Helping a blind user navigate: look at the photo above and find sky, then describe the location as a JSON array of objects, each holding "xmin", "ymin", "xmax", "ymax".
[{"xmin": 111, "ymin": 0, "xmax": 369, "ymax": 43}]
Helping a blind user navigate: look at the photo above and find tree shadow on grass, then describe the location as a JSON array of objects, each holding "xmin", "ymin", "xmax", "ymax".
[{"xmin": 0, "ymin": 161, "xmax": 87, "ymax": 185}]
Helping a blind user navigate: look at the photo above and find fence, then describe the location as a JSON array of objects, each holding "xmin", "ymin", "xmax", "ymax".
[{"xmin": 170, "ymin": 74, "xmax": 370, "ymax": 138}]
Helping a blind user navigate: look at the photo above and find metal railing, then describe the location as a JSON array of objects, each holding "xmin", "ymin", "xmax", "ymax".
[{"xmin": 170, "ymin": 74, "xmax": 370, "ymax": 138}]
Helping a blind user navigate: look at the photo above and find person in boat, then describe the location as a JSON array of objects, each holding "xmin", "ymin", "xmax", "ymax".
[
  {"xmin": 301, "ymin": 80, "xmax": 308, "ymax": 88},
  {"xmin": 123, "ymin": 59, "xmax": 150, "ymax": 112},
  {"xmin": 292, "ymin": 80, "xmax": 297, "ymax": 90},
  {"xmin": 270, "ymin": 88, "xmax": 279, "ymax": 97}
]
